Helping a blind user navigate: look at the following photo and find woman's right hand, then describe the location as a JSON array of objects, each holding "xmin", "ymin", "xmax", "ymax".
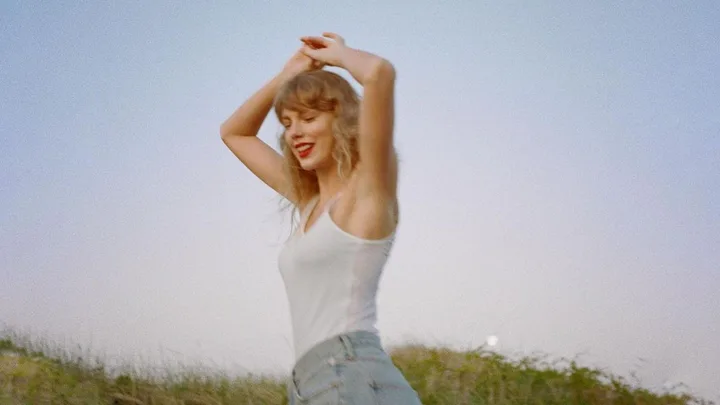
[{"xmin": 281, "ymin": 47, "xmax": 324, "ymax": 79}]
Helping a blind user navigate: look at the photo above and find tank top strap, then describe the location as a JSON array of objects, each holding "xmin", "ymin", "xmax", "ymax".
[
  {"xmin": 324, "ymin": 191, "xmax": 344, "ymax": 213},
  {"xmin": 300, "ymin": 195, "xmax": 320, "ymax": 227},
  {"xmin": 301, "ymin": 191, "xmax": 343, "ymax": 231}
]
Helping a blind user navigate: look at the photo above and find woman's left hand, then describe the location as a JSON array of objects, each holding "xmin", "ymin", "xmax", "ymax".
[
  {"xmin": 281, "ymin": 47, "xmax": 324, "ymax": 79},
  {"xmin": 300, "ymin": 32, "xmax": 348, "ymax": 67}
]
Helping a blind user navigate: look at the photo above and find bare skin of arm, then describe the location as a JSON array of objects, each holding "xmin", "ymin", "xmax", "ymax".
[
  {"xmin": 220, "ymin": 49, "xmax": 322, "ymax": 204},
  {"xmin": 300, "ymin": 34, "xmax": 398, "ymax": 239}
]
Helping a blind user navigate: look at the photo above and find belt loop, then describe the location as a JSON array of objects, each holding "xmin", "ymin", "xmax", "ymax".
[
  {"xmin": 291, "ymin": 369, "xmax": 306, "ymax": 403},
  {"xmin": 339, "ymin": 334, "xmax": 356, "ymax": 360}
]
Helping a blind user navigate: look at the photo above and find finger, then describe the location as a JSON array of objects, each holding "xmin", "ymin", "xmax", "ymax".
[
  {"xmin": 300, "ymin": 38, "xmax": 321, "ymax": 50},
  {"xmin": 301, "ymin": 36, "xmax": 330, "ymax": 48},
  {"xmin": 299, "ymin": 45, "xmax": 321, "ymax": 59},
  {"xmin": 322, "ymin": 32, "xmax": 345, "ymax": 45}
]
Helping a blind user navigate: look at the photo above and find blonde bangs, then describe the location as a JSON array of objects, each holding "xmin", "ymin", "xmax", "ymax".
[{"xmin": 274, "ymin": 74, "xmax": 337, "ymax": 121}]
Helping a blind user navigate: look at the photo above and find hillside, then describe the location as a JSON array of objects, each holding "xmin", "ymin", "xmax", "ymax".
[{"xmin": 0, "ymin": 329, "xmax": 712, "ymax": 405}]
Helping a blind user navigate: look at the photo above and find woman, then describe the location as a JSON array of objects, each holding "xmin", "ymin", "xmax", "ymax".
[{"xmin": 220, "ymin": 33, "xmax": 421, "ymax": 405}]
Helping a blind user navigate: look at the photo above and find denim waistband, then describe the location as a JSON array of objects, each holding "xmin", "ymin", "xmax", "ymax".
[{"xmin": 291, "ymin": 330, "xmax": 382, "ymax": 386}]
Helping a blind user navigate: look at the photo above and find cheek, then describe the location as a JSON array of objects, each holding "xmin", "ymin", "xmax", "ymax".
[
  {"xmin": 315, "ymin": 121, "xmax": 336, "ymax": 145},
  {"xmin": 307, "ymin": 120, "xmax": 330, "ymax": 137},
  {"xmin": 316, "ymin": 132, "xmax": 336, "ymax": 151},
  {"xmin": 282, "ymin": 136, "xmax": 297, "ymax": 157}
]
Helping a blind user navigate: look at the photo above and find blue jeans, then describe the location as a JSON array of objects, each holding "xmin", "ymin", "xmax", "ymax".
[{"xmin": 288, "ymin": 331, "xmax": 422, "ymax": 404}]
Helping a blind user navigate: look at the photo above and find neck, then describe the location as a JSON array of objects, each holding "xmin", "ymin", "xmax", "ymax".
[{"xmin": 314, "ymin": 164, "xmax": 345, "ymax": 202}]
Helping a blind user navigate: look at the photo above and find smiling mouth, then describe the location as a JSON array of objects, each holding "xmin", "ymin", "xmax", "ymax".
[{"xmin": 296, "ymin": 143, "xmax": 314, "ymax": 158}]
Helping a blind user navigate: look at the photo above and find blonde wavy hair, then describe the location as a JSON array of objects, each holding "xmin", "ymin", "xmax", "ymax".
[{"xmin": 273, "ymin": 70, "xmax": 361, "ymax": 228}]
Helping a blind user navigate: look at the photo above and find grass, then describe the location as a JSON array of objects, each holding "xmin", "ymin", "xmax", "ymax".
[{"xmin": 0, "ymin": 326, "xmax": 713, "ymax": 405}]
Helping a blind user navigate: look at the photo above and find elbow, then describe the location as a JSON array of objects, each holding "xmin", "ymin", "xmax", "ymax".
[
  {"xmin": 219, "ymin": 123, "xmax": 232, "ymax": 140},
  {"xmin": 366, "ymin": 59, "xmax": 396, "ymax": 84}
]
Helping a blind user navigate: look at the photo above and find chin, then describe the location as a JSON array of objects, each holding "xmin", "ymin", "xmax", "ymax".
[
  {"xmin": 298, "ymin": 155, "xmax": 333, "ymax": 172},
  {"xmin": 298, "ymin": 162, "xmax": 316, "ymax": 172},
  {"xmin": 299, "ymin": 160, "xmax": 322, "ymax": 172}
]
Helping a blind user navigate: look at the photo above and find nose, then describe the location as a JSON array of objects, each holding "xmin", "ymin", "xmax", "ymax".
[{"xmin": 286, "ymin": 123, "xmax": 303, "ymax": 140}]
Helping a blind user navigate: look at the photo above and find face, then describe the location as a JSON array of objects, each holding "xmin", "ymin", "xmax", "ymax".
[{"xmin": 281, "ymin": 108, "xmax": 336, "ymax": 171}]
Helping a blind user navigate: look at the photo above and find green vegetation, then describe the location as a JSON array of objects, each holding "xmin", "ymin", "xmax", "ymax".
[{"xmin": 0, "ymin": 327, "xmax": 712, "ymax": 404}]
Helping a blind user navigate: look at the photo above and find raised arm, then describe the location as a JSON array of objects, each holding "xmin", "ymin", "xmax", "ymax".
[
  {"xmin": 220, "ymin": 49, "xmax": 323, "ymax": 203},
  {"xmin": 300, "ymin": 34, "xmax": 397, "ymax": 199}
]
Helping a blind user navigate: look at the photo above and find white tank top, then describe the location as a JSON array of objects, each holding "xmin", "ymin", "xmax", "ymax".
[{"xmin": 278, "ymin": 193, "xmax": 395, "ymax": 361}]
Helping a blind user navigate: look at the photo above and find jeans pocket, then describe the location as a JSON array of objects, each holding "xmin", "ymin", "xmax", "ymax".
[
  {"xmin": 361, "ymin": 360, "xmax": 421, "ymax": 405},
  {"xmin": 290, "ymin": 371, "xmax": 343, "ymax": 404},
  {"xmin": 302, "ymin": 381, "xmax": 342, "ymax": 405},
  {"xmin": 370, "ymin": 382, "xmax": 422, "ymax": 405}
]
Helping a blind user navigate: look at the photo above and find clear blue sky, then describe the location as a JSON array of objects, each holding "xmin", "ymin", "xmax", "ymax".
[{"xmin": 2, "ymin": 1, "xmax": 719, "ymax": 400}]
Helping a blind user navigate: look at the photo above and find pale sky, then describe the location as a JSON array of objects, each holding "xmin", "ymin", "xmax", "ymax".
[{"xmin": 1, "ymin": 1, "xmax": 719, "ymax": 401}]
